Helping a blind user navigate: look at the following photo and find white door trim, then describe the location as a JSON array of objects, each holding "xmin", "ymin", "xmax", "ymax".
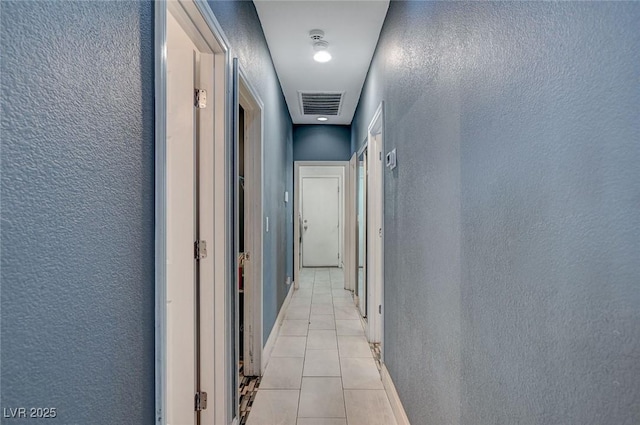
[
  {"xmin": 294, "ymin": 162, "xmax": 348, "ymax": 287},
  {"xmin": 366, "ymin": 102, "xmax": 385, "ymax": 347},
  {"xmin": 155, "ymin": 1, "xmax": 232, "ymax": 424},
  {"xmin": 237, "ymin": 66, "xmax": 264, "ymax": 377},
  {"xmin": 345, "ymin": 154, "xmax": 357, "ymax": 292}
]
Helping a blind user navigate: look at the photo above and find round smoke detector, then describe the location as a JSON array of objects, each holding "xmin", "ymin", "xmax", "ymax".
[{"xmin": 309, "ymin": 29, "xmax": 325, "ymax": 41}]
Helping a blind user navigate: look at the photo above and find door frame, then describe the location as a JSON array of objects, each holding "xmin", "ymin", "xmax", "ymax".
[
  {"xmin": 155, "ymin": 1, "xmax": 232, "ymax": 424},
  {"xmin": 355, "ymin": 143, "xmax": 369, "ymax": 318},
  {"xmin": 366, "ymin": 102, "xmax": 385, "ymax": 348},
  {"xmin": 345, "ymin": 154, "xmax": 357, "ymax": 292},
  {"xmin": 293, "ymin": 161, "xmax": 348, "ymax": 287},
  {"xmin": 236, "ymin": 66, "xmax": 264, "ymax": 376}
]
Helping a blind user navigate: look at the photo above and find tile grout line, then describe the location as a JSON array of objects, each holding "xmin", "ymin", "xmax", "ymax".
[
  {"xmin": 334, "ymin": 269, "xmax": 352, "ymax": 425},
  {"xmin": 338, "ymin": 287, "xmax": 350, "ymax": 425},
  {"xmin": 295, "ymin": 270, "xmax": 314, "ymax": 424}
]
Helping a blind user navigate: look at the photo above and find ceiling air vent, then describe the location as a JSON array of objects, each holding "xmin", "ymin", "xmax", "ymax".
[{"xmin": 299, "ymin": 91, "xmax": 344, "ymax": 116}]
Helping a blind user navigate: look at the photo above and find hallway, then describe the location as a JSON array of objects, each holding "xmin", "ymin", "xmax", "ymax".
[
  {"xmin": 2, "ymin": 1, "xmax": 639, "ymax": 424},
  {"xmin": 247, "ymin": 268, "xmax": 396, "ymax": 425}
]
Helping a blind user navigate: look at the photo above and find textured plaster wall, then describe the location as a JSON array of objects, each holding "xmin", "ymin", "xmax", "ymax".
[
  {"xmin": 353, "ymin": 2, "xmax": 640, "ymax": 424},
  {"xmin": 1, "ymin": 1, "xmax": 155, "ymax": 423},
  {"xmin": 207, "ymin": 0, "xmax": 294, "ymax": 344},
  {"xmin": 293, "ymin": 125, "xmax": 352, "ymax": 162}
]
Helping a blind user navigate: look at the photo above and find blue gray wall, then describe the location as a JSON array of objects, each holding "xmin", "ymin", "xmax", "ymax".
[
  {"xmin": 293, "ymin": 125, "xmax": 352, "ymax": 161},
  {"xmin": 353, "ymin": 2, "xmax": 640, "ymax": 424},
  {"xmin": 1, "ymin": 1, "xmax": 155, "ymax": 423},
  {"xmin": 207, "ymin": 0, "xmax": 294, "ymax": 344}
]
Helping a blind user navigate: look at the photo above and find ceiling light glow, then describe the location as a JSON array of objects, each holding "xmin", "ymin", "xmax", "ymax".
[
  {"xmin": 317, "ymin": 116, "xmax": 328, "ymax": 122},
  {"xmin": 313, "ymin": 50, "xmax": 331, "ymax": 63},
  {"xmin": 310, "ymin": 32, "xmax": 331, "ymax": 63}
]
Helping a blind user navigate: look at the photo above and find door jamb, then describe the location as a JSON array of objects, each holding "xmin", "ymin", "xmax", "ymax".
[
  {"xmin": 366, "ymin": 102, "xmax": 385, "ymax": 349},
  {"xmin": 237, "ymin": 66, "xmax": 264, "ymax": 377},
  {"xmin": 155, "ymin": 1, "xmax": 232, "ymax": 424},
  {"xmin": 345, "ymin": 154, "xmax": 357, "ymax": 292},
  {"xmin": 355, "ymin": 143, "xmax": 368, "ymax": 318}
]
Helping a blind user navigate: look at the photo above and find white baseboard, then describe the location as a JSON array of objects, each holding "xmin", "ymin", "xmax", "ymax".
[
  {"xmin": 261, "ymin": 283, "xmax": 295, "ymax": 374},
  {"xmin": 381, "ymin": 364, "xmax": 411, "ymax": 425}
]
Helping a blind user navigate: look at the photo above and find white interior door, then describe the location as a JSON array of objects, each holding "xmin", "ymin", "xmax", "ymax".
[
  {"xmin": 160, "ymin": 2, "xmax": 229, "ymax": 423},
  {"xmin": 166, "ymin": 11, "xmax": 197, "ymax": 425},
  {"xmin": 302, "ymin": 177, "xmax": 340, "ymax": 267}
]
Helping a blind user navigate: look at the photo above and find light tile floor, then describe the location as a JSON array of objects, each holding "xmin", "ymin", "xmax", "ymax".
[{"xmin": 247, "ymin": 268, "xmax": 397, "ymax": 425}]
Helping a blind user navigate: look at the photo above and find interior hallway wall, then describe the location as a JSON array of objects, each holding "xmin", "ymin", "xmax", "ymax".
[
  {"xmin": 352, "ymin": 2, "xmax": 640, "ymax": 424},
  {"xmin": 293, "ymin": 125, "xmax": 352, "ymax": 162},
  {"xmin": 207, "ymin": 0, "xmax": 294, "ymax": 344},
  {"xmin": 1, "ymin": 1, "xmax": 155, "ymax": 423}
]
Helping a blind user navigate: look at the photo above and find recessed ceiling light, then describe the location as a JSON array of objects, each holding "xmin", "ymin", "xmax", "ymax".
[{"xmin": 317, "ymin": 116, "xmax": 328, "ymax": 122}]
